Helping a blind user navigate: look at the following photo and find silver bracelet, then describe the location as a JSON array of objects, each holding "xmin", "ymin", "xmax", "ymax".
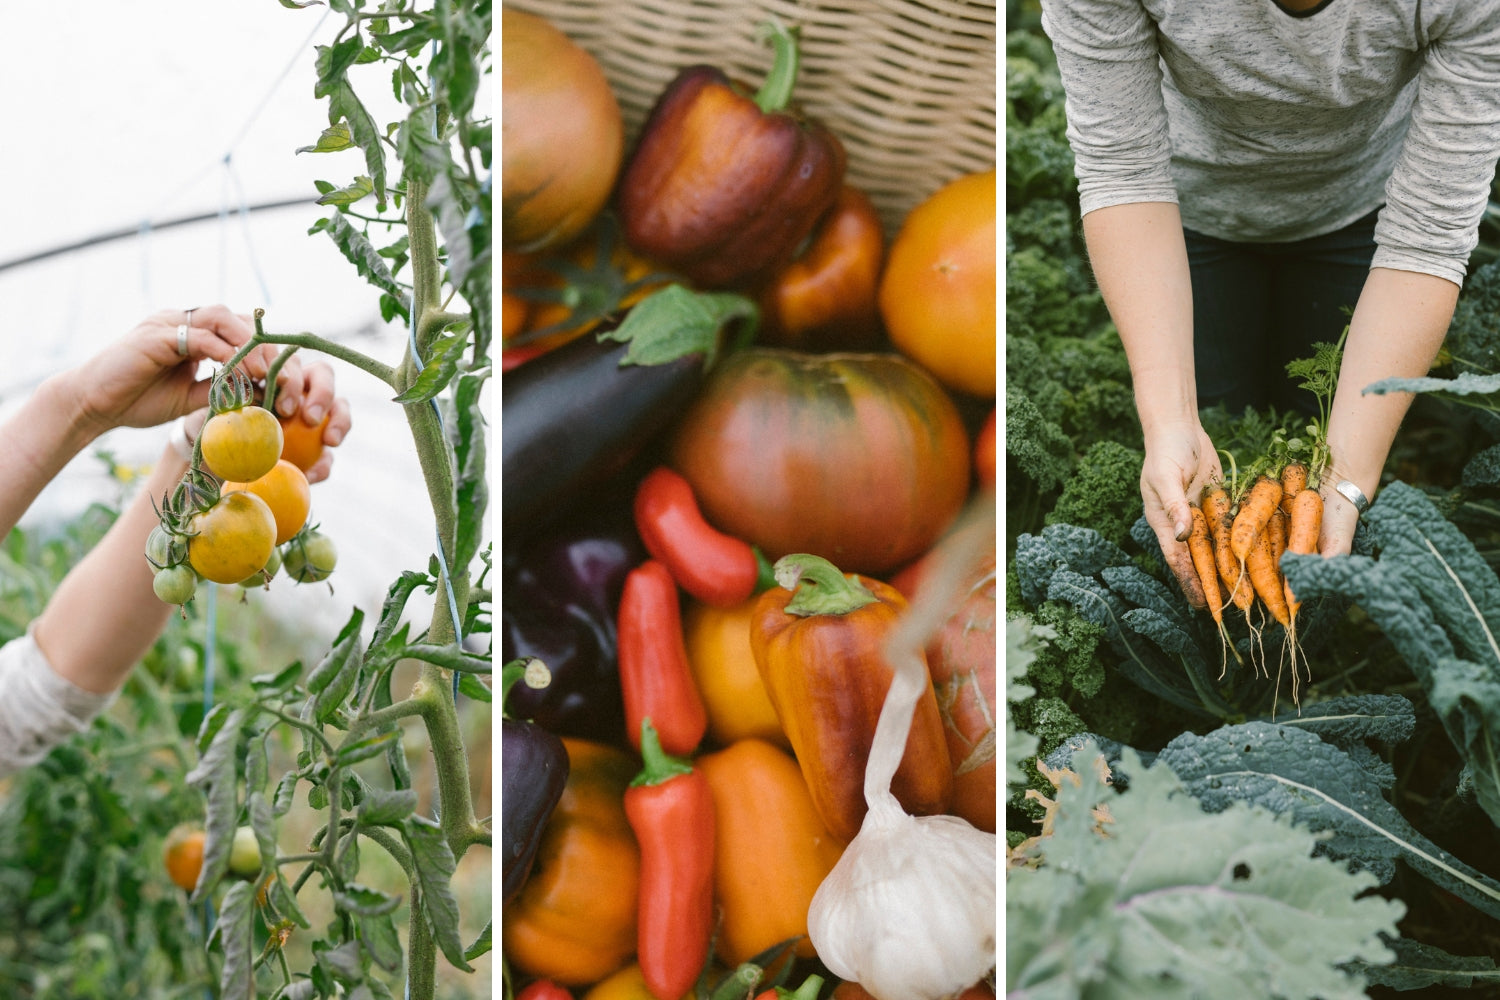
[
  {"xmin": 168, "ymin": 417, "xmax": 196, "ymax": 462},
  {"xmin": 1333, "ymin": 479, "xmax": 1371, "ymax": 516}
]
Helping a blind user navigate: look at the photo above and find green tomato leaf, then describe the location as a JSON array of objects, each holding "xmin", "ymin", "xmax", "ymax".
[
  {"xmin": 309, "ymin": 213, "xmax": 407, "ymax": 314},
  {"xmin": 186, "ymin": 707, "xmax": 247, "ymax": 905},
  {"xmin": 315, "ymin": 175, "xmax": 375, "ymax": 207},
  {"xmin": 399, "ymin": 642, "xmax": 490, "ymax": 674},
  {"xmin": 251, "ymin": 660, "xmax": 304, "ymax": 696},
  {"xmin": 599, "ymin": 283, "xmax": 758, "ymax": 370},
  {"xmin": 335, "ymin": 883, "xmax": 403, "ymax": 918},
  {"xmin": 449, "ymin": 369, "xmax": 489, "ymax": 578},
  {"xmin": 335, "ymin": 730, "xmax": 401, "ymax": 768},
  {"xmin": 403, "ymin": 813, "xmax": 472, "ymax": 972},
  {"xmin": 457, "ymin": 674, "xmax": 492, "ymax": 703},
  {"xmin": 1007, "ymin": 742, "xmax": 1403, "ymax": 999},
  {"xmin": 297, "ymin": 123, "xmax": 353, "ymax": 154},
  {"xmin": 464, "ymin": 921, "xmax": 493, "ymax": 962},
  {"xmin": 393, "ymin": 324, "xmax": 471, "ymax": 404},
  {"xmin": 358, "ymin": 911, "xmax": 405, "ymax": 973},
  {"xmin": 358, "ymin": 787, "xmax": 419, "ymax": 828},
  {"xmin": 208, "ymin": 879, "xmax": 257, "ymax": 1000}
]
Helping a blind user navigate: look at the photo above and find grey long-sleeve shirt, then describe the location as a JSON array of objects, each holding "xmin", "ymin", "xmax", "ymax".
[{"xmin": 1039, "ymin": 0, "xmax": 1500, "ymax": 285}]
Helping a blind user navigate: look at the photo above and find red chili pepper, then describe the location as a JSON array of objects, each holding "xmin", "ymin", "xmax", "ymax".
[
  {"xmin": 516, "ymin": 980, "xmax": 576, "ymax": 1000},
  {"xmin": 634, "ymin": 466, "xmax": 771, "ymax": 608},
  {"xmin": 617, "ymin": 560, "xmax": 708, "ymax": 755},
  {"xmin": 625, "ymin": 718, "xmax": 716, "ymax": 1000}
]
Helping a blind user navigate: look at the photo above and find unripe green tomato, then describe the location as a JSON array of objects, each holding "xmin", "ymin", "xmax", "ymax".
[
  {"xmin": 239, "ymin": 546, "xmax": 283, "ymax": 588},
  {"xmin": 283, "ymin": 532, "xmax": 337, "ymax": 584},
  {"xmin": 153, "ymin": 565, "xmax": 197, "ymax": 605},
  {"xmin": 146, "ymin": 525, "xmax": 187, "ymax": 570},
  {"xmin": 228, "ymin": 826, "xmax": 262, "ymax": 878}
]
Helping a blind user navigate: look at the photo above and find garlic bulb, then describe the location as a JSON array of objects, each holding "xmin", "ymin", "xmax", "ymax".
[
  {"xmin": 807, "ymin": 501, "xmax": 997, "ymax": 999},
  {"xmin": 808, "ymin": 804, "xmax": 996, "ymax": 999}
]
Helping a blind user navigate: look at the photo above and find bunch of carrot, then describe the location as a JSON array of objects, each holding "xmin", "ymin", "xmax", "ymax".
[{"xmin": 1185, "ymin": 462, "xmax": 1325, "ymax": 695}]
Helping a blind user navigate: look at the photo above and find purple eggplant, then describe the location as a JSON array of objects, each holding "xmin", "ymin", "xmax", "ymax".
[
  {"xmin": 502, "ymin": 507, "xmax": 644, "ymax": 745},
  {"xmin": 500, "ymin": 716, "xmax": 569, "ymax": 903},
  {"xmin": 502, "ymin": 329, "xmax": 706, "ymax": 541}
]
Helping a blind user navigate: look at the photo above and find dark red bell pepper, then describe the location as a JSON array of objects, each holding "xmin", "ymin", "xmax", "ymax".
[
  {"xmin": 616, "ymin": 18, "xmax": 846, "ymax": 290},
  {"xmin": 624, "ymin": 718, "xmax": 716, "ymax": 1000},
  {"xmin": 617, "ymin": 560, "xmax": 708, "ymax": 756}
]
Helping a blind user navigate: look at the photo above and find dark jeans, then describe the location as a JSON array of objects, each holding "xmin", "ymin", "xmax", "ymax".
[{"xmin": 1185, "ymin": 208, "xmax": 1378, "ymax": 415}]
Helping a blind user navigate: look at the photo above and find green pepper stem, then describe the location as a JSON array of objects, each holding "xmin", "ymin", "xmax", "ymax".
[
  {"xmin": 775, "ymin": 553, "xmax": 879, "ymax": 617},
  {"xmin": 753, "ymin": 17, "xmax": 801, "ymax": 113},
  {"xmin": 709, "ymin": 964, "xmax": 764, "ymax": 1000},
  {"xmin": 752, "ymin": 547, "xmax": 778, "ymax": 594},
  {"xmin": 630, "ymin": 718, "xmax": 694, "ymax": 787},
  {"xmin": 779, "ymin": 975, "xmax": 825, "ymax": 1000}
]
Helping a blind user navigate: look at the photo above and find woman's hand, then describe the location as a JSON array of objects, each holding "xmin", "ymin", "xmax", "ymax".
[
  {"xmin": 63, "ymin": 305, "xmax": 318, "ymax": 435},
  {"xmin": 1141, "ymin": 419, "xmax": 1223, "ymax": 607}
]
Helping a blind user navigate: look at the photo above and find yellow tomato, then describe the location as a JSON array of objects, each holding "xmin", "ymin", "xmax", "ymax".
[
  {"xmin": 223, "ymin": 459, "xmax": 311, "ymax": 545},
  {"xmin": 188, "ymin": 492, "xmax": 278, "ymax": 585},
  {"xmin": 200, "ymin": 405, "xmax": 284, "ymax": 482}
]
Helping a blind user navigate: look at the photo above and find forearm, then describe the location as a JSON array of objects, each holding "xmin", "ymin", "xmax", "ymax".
[
  {"xmin": 0, "ymin": 372, "xmax": 103, "ymax": 539},
  {"xmin": 1081, "ymin": 201, "xmax": 1198, "ymax": 436},
  {"xmin": 34, "ymin": 444, "xmax": 188, "ymax": 695},
  {"xmin": 1326, "ymin": 267, "xmax": 1459, "ymax": 498}
]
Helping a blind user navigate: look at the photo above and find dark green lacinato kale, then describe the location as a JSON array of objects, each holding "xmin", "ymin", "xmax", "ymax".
[
  {"xmin": 1282, "ymin": 482, "xmax": 1500, "ymax": 834},
  {"xmin": 1046, "ymin": 440, "xmax": 1145, "ymax": 546}
]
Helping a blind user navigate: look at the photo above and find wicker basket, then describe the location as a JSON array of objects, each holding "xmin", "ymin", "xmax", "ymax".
[{"xmin": 504, "ymin": 0, "xmax": 997, "ymax": 236}]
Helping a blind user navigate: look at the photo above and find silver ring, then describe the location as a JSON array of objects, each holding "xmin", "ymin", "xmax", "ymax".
[
  {"xmin": 1334, "ymin": 479, "xmax": 1371, "ymax": 516},
  {"xmin": 177, "ymin": 307, "xmax": 196, "ymax": 358}
]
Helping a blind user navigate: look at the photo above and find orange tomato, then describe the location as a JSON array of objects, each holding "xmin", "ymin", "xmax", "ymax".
[
  {"xmin": 163, "ymin": 826, "xmax": 206, "ymax": 892},
  {"xmin": 877, "ymin": 169, "xmax": 997, "ymax": 398},
  {"xmin": 188, "ymin": 491, "xmax": 278, "ymax": 585},
  {"xmin": 278, "ymin": 412, "xmax": 330, "ymax": 473},
  {"xmin": 503, "ymin": 10, "xmax": 624, "ymax": 252},
  {"xmin": 223, "ymin": 459, "xmax": 311, "ymax": 545}
]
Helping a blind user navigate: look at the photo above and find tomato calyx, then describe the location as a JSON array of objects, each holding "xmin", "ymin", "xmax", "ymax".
[{"xmin": 208, "ymin": 366, "xmax": 257, "ymax": 416}]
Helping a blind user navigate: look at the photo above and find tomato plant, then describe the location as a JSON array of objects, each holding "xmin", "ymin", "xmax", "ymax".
[{"xmin": 131, "ymin": 5, "xmax": 495, "ymax": 999}]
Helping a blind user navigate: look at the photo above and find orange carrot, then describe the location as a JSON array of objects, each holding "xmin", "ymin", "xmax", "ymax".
[
  {"xmin": 1279, "ymin": 463, "xmax": 1307, "ymax": 516},
  {"xmin": 1188, "ymin": 506, "xmax": 1222, "ymax": 622},
  {"xmin": 1230, "ymin": 477, "xmax": 1283, "ymax": 564},
  {"xmin": 1203, "ymin": 486, "xmax": 1252, "ymax": 612},
  {"xmin": 1190, "ymin": 503, "xmax": 1242, "ymax": 672},
  {"xmin": 1247, "ymin": 527, "xmax": 1291, "ymax": 628},
  {"xmin": 1269, "ymin": 508, "xmax": 1287, "ymax": 567},
  {"xmin": 1282, "ymin": 488, "xmax": 1323, "ymax": 620}
]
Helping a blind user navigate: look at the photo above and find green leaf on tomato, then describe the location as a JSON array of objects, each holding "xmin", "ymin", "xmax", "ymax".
[{"xmin": 599, "ymin": 283, "xmax": 757, "ymax": 370}]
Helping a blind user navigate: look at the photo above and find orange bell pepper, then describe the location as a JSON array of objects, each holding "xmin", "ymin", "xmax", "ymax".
[
  {"xmin": 750, "ymin": 553, "xmax": 953, "ymax": 842},
  {"xmin": 698, "ymin": 738, "xmax": 846, "ymax": 966},
  {"xmin": 502, "ymin": 738, "xmax": 641, "ymax": 987},
  {"xmin": 758, "ymin": 185, "xmax": 884, "ymax": 351},
  {"xmin": 684, "ymin": 598, "xmax": 789, "ymax": 750},
  {"xmin": 582, "ymin": 962, "xmax": 719, "ymax": 1000}
]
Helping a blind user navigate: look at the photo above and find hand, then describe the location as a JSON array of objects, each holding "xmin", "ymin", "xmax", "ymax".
[
  {"xmin": 180, "ymin": 357, "xmax": 353, "ymax": 486},
  {"xmin": 1141, "ymin": 419, "xmax": 1222, "ymax": 608},
  {"xmin": 1317, "ymin": 477, "xmax": 1363, "ymax": 558},
  {"xmin": 63, "ymin": 305, "xmax": 320, "ymax": 435}
]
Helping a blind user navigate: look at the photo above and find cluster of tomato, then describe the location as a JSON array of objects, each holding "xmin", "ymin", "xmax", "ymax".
[
  {"xmin": 147, "ymin": 367, "xmax": 337, "ymax": 611},
  {"xmin": 503, "ymin": 8, "xmax": 996, "ymax": 1000}
]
